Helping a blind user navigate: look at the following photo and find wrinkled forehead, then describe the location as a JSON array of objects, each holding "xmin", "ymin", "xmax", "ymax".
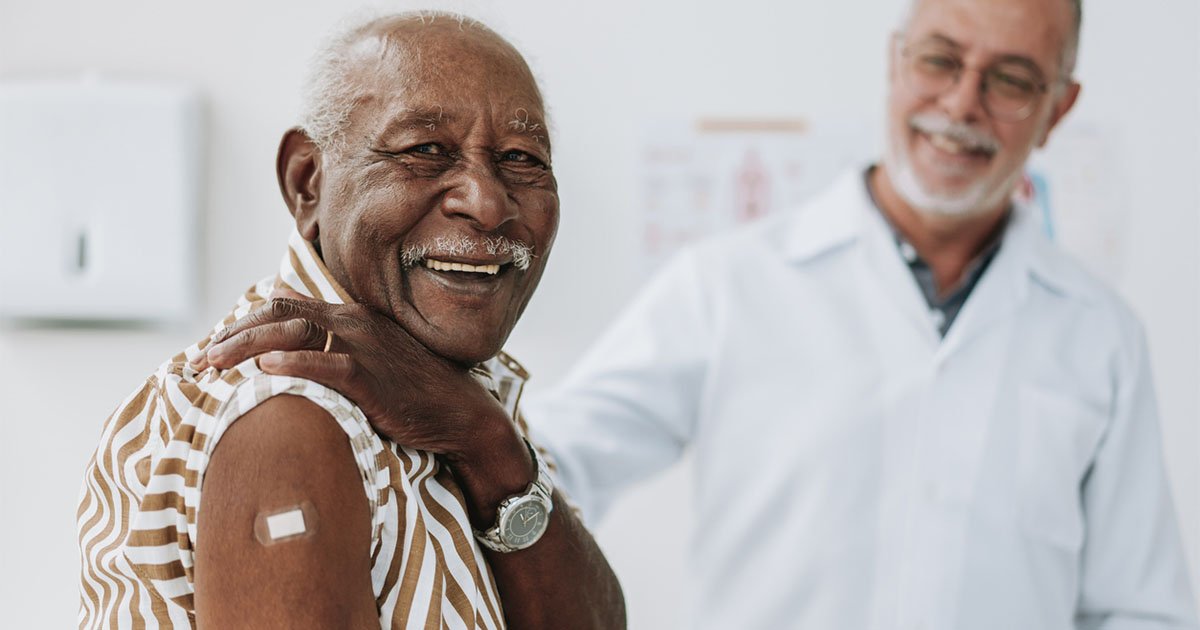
[{"xmin": 345, "ymin": 24, "xmax": 549, "ymax": 136}]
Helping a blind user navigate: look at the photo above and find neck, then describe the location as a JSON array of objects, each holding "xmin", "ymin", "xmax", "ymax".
[{"xmin": 870, "ymin": 164, "xmax": 1009, "ymax": 294}]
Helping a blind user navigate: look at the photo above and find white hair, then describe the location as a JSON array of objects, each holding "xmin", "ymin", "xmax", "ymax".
[
  {"xmin": 897, "ymin": 0, "xmax": 1082, "ymax": 77},
  {"xmin": 297, "ymin": 10, "xmax": 489, "ymax": 156}
]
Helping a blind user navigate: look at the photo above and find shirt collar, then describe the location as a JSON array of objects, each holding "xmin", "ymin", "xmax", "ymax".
[
  {"xmin": 780, "ymin": 167, "xmax": 870, "ymax": 263},
  {"xmin": 272, "ymin": 229, "xmax": 530, "ymax": 403},
  {"xmin": 781, "ymin": 165, "xmax": 1087, "ymax": 302},
  {"xmin": 274, "ymin": 229, "xmax": 355, "ymax": 304}
]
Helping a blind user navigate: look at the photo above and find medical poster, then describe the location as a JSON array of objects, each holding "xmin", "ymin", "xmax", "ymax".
[
  {"xmin": 638, "ymin": 118, "xmax": 1130, "ymax": 284},
  {"xmin": 637, "ymin": 118, "xmax": 870, "ymax": 270}
]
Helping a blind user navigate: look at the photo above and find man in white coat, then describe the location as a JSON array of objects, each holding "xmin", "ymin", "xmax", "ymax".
[
  {"xmin": 522, "ymin": 0, "xmax": 1199, "ymax": 627},
  {"xmin": 205, "ymin": 0, "xmax": 1198, "ymax": 627}
]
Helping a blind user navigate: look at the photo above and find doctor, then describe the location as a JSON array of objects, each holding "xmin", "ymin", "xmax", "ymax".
[
  {"xmin": 522, "ymin": 0, "xmax": 1198, "ymax": 627},
  {"xmin": 204, "ymin": 0, "xmax": 1196, "ymax": 627}
]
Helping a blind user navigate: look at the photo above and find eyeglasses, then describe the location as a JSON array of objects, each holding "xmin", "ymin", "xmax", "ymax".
[{"xmin": 897, "ymin": 38, "xmax": 1056, "ymax": 122}]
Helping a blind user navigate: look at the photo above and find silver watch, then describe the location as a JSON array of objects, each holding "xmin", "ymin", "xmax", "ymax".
[{"xmin": 474, "ymin": 439, "xmax": 554, "ymax": 553}]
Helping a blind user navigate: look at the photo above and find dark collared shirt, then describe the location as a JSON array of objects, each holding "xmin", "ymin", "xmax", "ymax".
[{"xmin": 864, "ymin": 167, "xmax": 1004, "ymax": 337}]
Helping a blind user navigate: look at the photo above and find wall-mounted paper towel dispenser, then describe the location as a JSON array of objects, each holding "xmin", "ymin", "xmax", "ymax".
[{"xmin": 0, "ymin": 79, "xmax": 202, "ymax": 323}]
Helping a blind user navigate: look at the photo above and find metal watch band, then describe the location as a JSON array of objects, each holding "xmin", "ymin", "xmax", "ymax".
[{"xmin": 474, "ymin": 438, "xmax": 555, "ymax": 553}]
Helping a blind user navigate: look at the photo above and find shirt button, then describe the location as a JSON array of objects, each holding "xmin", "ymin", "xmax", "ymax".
[
  {"xmin": 930, "ymin": 309, "xmax": 946, "ymax": 330},
  {"xmin": 899, "ymin": 241, "xmax": 919, "ymax": 263}
]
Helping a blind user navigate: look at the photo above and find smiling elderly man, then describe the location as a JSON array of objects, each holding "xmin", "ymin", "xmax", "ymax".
[
  {"xmin": 201, "ymin": 0, "xmax": 1198, "ymax": 628},
  {"xmin": 77, "ymin": 13, "xmax": 624, "ymax": 629}
]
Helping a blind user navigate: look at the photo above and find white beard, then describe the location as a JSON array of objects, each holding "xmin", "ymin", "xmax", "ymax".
[
  {"xmin": 882, "ymin": 138, "xmax": 1021, "ymax": 218},
  {"xmin": 882, "ymin": 108, "xmax": 1053, "ymax": 219}
]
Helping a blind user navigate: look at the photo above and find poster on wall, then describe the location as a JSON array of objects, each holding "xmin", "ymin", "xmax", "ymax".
[
  {"xmin": 638, "ymin": 118, "xmax": 1130, "ymax": 285},
  {"xmin": 637, "ymin": 117, "xmax": 871, "ymax": 271}
]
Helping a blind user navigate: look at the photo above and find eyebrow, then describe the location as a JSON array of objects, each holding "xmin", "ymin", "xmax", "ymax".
[
  {"xmin": 371, "ymin": 105, "xmax": 551, "ymax": 149},
  {"xmin": 920, "ymin": 33, "xmax": 1048, "ymax": 79},
  {"xmin": 374, "ymin": 107, "xmax": 451, "ymax": 141}
]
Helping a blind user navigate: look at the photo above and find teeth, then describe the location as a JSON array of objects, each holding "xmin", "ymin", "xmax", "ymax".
[
  {"xmin": 928, "ymin": 133, "xmax": 966, "ymax": 154},
  {"xmin": 424, "ymin": 259, "xmax": 500, "ymax": 275}
]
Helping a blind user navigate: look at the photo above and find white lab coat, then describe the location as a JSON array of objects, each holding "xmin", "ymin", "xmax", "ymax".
[{"xmin": 526, "ymin": 168, "xmax": 1197, "ymax": 629}]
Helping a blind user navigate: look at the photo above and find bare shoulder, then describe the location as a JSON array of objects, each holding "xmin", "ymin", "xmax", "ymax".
[{"xmin": 195, "ymin": 394, "xmax": 377, "ymax": 628}]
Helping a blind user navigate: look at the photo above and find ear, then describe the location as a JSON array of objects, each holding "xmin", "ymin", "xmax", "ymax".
[
  {"xmin": 276, "ymin": 128, "xmax": 324, "ymax": 241},
  {"xmin": 1037, "ymin": 81, "xmax": 1081, "ymax": 148}
]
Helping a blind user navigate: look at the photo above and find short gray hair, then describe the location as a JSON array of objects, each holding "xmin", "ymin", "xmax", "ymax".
[
  {"xmin": 899, "ymin": 0, "xmax": 1082, "ymax": 77},
  {"xmin": 297, "ymin": 10, "xmax": 488, "ymax": 156}
]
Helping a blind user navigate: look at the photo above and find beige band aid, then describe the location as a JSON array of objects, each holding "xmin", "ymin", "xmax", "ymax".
[{"xmin": 253, "ymin": 501, "xmax": 318, "ymax": 546}]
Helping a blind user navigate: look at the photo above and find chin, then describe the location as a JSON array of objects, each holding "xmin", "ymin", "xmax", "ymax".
[
  {"xmin": 420, "ymin": 327, "xmax": 508, "ymax": 367},
  {"xmin": 885, "ymin": 147, "xmax": 1015, "ymax": 219}
]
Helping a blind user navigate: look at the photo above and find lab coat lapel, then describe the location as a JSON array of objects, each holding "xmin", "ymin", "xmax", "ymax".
[
  {"xmin": 859, "ymin": 204, "xmax": 946, "ymax": 349},
  {"xmin": 782, "ymin": 167, "xmax": 946, "ymax": 349},
  {"xmin": 936, "ymin": 205, "xmax": 1039, "ymax": 359}
]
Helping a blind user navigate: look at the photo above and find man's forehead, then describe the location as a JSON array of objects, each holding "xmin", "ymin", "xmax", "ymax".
[
  {"xmin": 378, "ymin": 103, "xmax": 549, "ymax": 131},
  {"xmin": 905, "ymin": 0, "xmax": 1071, "ymax": 66},
  {"xmin": 346, "ymin": 26, "xmax": 546, "ymax": 119}
]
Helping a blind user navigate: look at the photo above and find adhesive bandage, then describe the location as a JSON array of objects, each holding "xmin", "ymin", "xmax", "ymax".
[{"xmin": 253, "ymin": 501, "xmax": 317, "ymax": 545}]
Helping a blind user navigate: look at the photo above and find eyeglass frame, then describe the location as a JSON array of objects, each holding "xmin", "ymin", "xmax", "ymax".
[{"xmin": 892, "ymin": 34, "xmax": 1070, "ymax": 122}]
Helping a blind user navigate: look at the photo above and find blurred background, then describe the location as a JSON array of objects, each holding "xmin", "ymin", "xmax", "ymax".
[{"xmin": 0, "ymin": 0, "xmax": 1196, "ymax": 627}]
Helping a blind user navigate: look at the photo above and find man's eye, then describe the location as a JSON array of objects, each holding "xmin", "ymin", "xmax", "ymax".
[
  {"xmin": 500, "ymin": 150, "xmax": 543, "ymax": 166},
  {"xmin": 917, "ymin": 53, "xmax": 959, "ymax": 74},
  {"xmin": 410, "ymin": 143, "xmax": 444, "ymax": 155},
  {"xmin": 989, "ymin": 71, "xmax": 1037, "ymax": 97}
]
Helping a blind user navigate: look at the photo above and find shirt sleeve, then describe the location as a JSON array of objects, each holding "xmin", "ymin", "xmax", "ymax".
[
  {"xmin": 522, "ymin": 246, "xmax": 712, "ymax": 526},
  {"xmin": 1075, "ymin": 322, "xmax": 1199, "ymax": 629},
  {"xmin": 124, "ymin": 359, "xmax": 388, "ymax": 609}
]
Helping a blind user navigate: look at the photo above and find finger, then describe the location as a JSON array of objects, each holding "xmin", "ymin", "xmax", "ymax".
[
  {"xmin": 207, "ymin": 318, "xmax": 330, "ymax": 369},
  {"xmin": 211, "ymin": 297, "xmax": 331, "ymax": 347},
  {"xmin": 258, "ymin": 351, "xmax": 368, "ymax": 403}
]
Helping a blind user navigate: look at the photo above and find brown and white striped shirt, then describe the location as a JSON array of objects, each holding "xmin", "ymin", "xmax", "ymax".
[{"xmin": 78, "ymin": 230, "xmax": 534, "ymax": 629}]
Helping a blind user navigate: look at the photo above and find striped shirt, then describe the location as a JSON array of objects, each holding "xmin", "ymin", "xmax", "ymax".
[{"xmin": 78, "ymin": 229, "xmax": 534, "ymax": 629}]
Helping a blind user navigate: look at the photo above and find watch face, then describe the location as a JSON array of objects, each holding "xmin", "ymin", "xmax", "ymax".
[{"xmin": 501, "ymin": 496, "xmax": 549, "ymax": 548}]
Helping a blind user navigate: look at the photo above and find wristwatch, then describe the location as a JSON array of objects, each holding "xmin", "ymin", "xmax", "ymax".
[{"xmin": 474, "ymin": 438, "xmax": 554, "ymax": 553}]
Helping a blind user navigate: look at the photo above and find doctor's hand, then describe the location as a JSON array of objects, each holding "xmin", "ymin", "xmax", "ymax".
[{"xmin": 193, "ymin": 288, "xmax": 523, "ymax": 469}]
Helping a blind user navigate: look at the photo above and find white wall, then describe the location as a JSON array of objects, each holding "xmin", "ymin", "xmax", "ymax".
[{"xmin": 0, "ymin": 1, "xmax": 1195, "ymax": 628}]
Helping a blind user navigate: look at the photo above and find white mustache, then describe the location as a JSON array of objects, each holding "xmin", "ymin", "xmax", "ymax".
[
  {"xmin": 909, "ymin": 112, "xmax": 1000, "ymax": 154},
  {"xmin": 401, "ymin": 235, "xmax": 534, "ymax": 271}
]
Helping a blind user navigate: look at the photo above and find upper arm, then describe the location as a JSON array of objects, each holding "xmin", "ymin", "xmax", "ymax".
[{"xmin": 194, "ymin": 394, "xmax": 377, "ymax": 629}]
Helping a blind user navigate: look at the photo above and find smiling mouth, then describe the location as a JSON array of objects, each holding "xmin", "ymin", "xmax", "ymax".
[{"xmin": 918, "ymin": 130, "xmax": 996, "ymax": 159}]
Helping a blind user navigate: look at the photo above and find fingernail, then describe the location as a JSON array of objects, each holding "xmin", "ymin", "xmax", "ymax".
[{"xmin": 259, "ymin": 351, "xmax": 285, "ymax": 370}]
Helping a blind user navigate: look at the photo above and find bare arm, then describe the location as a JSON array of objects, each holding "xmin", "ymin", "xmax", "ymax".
[
  {"xmin": 199, "ymin": 295, "xmax": 627, "ymax": 629},
  {"xmin": 194, "ymin": 394, "xmax": 377, "ymax": 629}
]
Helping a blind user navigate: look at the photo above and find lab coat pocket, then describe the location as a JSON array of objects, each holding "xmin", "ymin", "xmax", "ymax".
[{"xmin": 1016, "ymin": 385, "xmax": 1106, "ymax": 550}]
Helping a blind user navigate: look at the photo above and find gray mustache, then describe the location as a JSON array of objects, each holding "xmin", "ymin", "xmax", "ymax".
[
  {"xmin": 909, "ymin": 112, "xmax": 1000, "ymax": 153},
  {"xmin": 401, "ymin": 236, "xmax": 534, "ymax": 271}
]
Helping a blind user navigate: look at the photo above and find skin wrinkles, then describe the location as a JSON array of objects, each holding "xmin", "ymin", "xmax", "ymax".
[
  {"xmin": 295, "ymin": 21, "xmax": 559, "ymax": 366},
  {"xmin": 883, "ymin": 0, "xmax": 1076, "ymax": 210},
  {"xmin": 199, "ymin": 14, "xmax": 627, "ymax": 630},
  {"xmin": 872, "ymin": 0, "xmax": 1080, "ymax": 291}
]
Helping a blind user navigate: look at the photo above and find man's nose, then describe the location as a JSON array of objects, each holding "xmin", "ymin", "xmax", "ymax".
[
  {"xmin": 939, "ymin": 68, "xmax": 988, "ymax": 122},
  {"xmin": 441, "ymin": 162, "xmax": 518, "ymax": 231}
]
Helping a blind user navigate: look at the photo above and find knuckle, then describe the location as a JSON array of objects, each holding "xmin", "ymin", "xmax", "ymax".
[
  {"xmin": 300, "ymin": 319, "xmax": 326, "ymax": 346},
  {"xmin": 267, "ymin": 298, "xmax": 295, "ymax": 319}
]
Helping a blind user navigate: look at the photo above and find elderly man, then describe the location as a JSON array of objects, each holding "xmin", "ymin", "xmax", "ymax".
[
  {"xmin": 77, "ymin": 13, "xmax": 624, "ymax": 629},
  {"xmin": 203, "ymin": 0, "xmax": 1198, "ymax": 628}
]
